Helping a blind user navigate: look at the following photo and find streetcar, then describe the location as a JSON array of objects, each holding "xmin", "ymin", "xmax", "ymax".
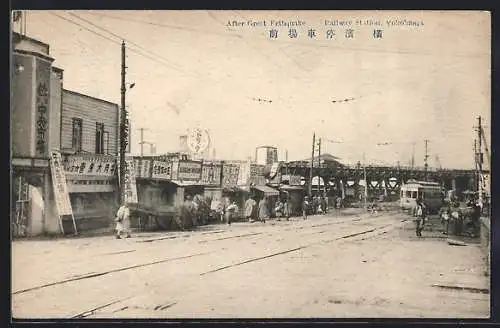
[{"xmin": 400, "ymin": 179, "xmax": 444, "ymax": 214}]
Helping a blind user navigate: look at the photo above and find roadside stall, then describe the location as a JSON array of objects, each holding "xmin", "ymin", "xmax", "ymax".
[
  {"xmin": 129, "ymin": 157, "xmax": 182, "ymax": 231},
  {"xmin": 279, "ymin": 185, "xmax": 305, "ymax": 217},
  {"xmin": 250, "ymin": 185, "xmax": 280, "ymax": 217}
]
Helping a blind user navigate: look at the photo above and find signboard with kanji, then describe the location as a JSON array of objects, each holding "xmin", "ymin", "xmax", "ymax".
[
  {"xmin": 134, "ymin": 158, "xmax": 152, "ymax": 179},
  {"xmin": 249, "ymin": 164, "xmax": 266, "ymax": 185},
  {"xmin": 123, "ymin": 155, "xmax": 138, "ymax": 204},
  {"xmin": 50, "ymin": 151, "xmax": 73, "ymax": 216},
  {"xmin": 201, "ymin": 162, "xmax": 222, "ymax": 186},
  {"xmin": 151, "ymin": 160, "xmax": 172, "ymax": 180},
  {"xmin": 222, "ymin": 163, "xmax": 240, "ymax": 187},
  {"xmin": 177, "ymin": 160, "xmax": 202, "ymax": 181},
  {"xmin": 65, "ymin": 155, "xmax": 116, "ymax": 177}
]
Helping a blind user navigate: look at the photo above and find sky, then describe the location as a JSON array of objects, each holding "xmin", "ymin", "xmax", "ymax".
[{"xmin": 17, "ymin": 10, "xmax": 490, "ymax": 169}]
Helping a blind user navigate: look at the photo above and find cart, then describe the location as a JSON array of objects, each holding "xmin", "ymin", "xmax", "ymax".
[{"xmin": 128, "ymin": 203, "xmax": 184, "ymax": 231}]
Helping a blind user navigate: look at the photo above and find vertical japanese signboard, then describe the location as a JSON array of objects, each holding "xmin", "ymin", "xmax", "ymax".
[
  {"xmin": 201, "ymin": 162, "xmax": 222, "ymax": 186},
  {"xmin": 50, "ymin": 151, "xmax": 76, "ymax": 234},
  {"xmin": 123, "ymin": 155, "xmax": 138, "ymax": 203},
  {"xmin": 35, "ymin": 59, "xmax": 51, "ymax": 157},
  {"xmin": 134, "ymin": 158, "xmax": 152, "ymax": 179},
  {"xmin": 237, "ymin": 160, "xmax": 251, "ymax": 186},
  {"xmin": 177, "ymin": 161, "xmax": 202, "ymax": 182},
  {"xmin": 222, "ymin": 163, "xmax": 240, "ymax": 187},
  {"xmin": 249, "ymin": 164, "xmax": 266, "ymax": 185},
  {"xmin": 151, "ymin": 160, "xmax": 172, "ymax": 180}
]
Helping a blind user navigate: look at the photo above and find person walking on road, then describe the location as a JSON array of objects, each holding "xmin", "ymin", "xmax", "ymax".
[
  {"xmin": 320, "ymin": 195, "xmax": 327, "ymax": 215},
  {"xmin": 415, "ymin": 198, "xmax": 427, "ymax": 237},
  {"xmin": 285, "ymin": 195, "xmax": 292, "ymax": 220},
  {"xmin": 245, "ymin": 196, "xmax": 257, "ymax": 223},
  {"xmin": 258, "ymin": 196, "xmax": 269, "ymax": 223},
  {"xmin": 115, "ymin": 203, "xmax": 131, "ymax": 239},
  {"xmin": 226, "ymin": 200, "xmax": 238, "ymax": 225},
  {"xmin": 302, "ymin": 196, "xmax": 310, "ymax": 220},
  {"xmin": 275, "ymin": 199, "xmax": 284, "ymax": 220}
]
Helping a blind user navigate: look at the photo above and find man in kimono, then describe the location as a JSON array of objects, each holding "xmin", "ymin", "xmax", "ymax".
[
  {"xmin": 115, "ymin": 203, "xmax": 131, "ymax": 239},
  {"xmin": 245, "ymin": 196, "xmax": 257, "ymax": 223},
  {"xmin": 258, "ymin": 196, "xmax": 269, "ymax": 223}
]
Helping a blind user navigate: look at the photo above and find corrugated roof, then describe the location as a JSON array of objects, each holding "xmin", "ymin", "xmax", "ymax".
[{"xmin": 251, "ymin": 185, "xmax": 279, "ymax": 195}]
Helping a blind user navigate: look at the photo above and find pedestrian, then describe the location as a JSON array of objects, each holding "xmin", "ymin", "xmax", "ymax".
[
  {"xmin": 312, "ymin": 195, "xmax": 319, "ymax": 215},
  {"xmin": 275, "ymin": 199, "xmax": 284, "ymax": 220},
  {"xmin": 440, "ymin": 202, "xmax": 451, "ymax": 235},
  {"xmin": 302, "ymin": 196, "xmax": 309, "ymax": 220},
  {"xmin": 115, "ymin": 202, "xmax": 131, "ymax": 239},
  {"xmin": 182, "ymin": 195, "xmax": 195, "ymax": 229},
  {"xmin": 244, "ymin": 196, "xmax": 257, "ymax": 223},
  {"xmin": 226, "ymin": 200, "xmax": 238, "ymax": 225},
  {"xmin": 415, "ymin": 198, "xmax": 427, "ymax": 237},
  {"xmin": 320, "ymin": 195, "xmax": 327, "ymax": 215},
  {"xmin": 285, "ymin": 195, "xmax": 292, "ymax": 220},
  {"xmin": 324, "ymin": 195, "xmax": 329, "ymax": 214},
  {"xmin": 258, "ymin": 196, "xmax": 269, "ymax": 223}
]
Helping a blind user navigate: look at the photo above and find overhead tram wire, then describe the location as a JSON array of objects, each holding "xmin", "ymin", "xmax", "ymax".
[
  {"xmin": 65, "ymin": 12, "xmax": 200, "ymax": 78},
  {"xmin": 85, "ymin": 11, "xmax": 243, "ymax": 40},
  {"xmin": 50, "ymin": 13, "xmax": 198, "ymax": 78},
  {"xmin": 231, "ymin": 10, "xmax": 309, "ymax": 73}
]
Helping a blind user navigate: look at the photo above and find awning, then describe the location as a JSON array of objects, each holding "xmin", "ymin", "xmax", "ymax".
[
  {"xmin": 170, "ymin": 180, "xmax": 202, "ymax": 187},
  {"xmin": 279, "ymin": 185, "xmax": 304, "ymax": 191},
  {"xmin": 251, "ymin": 185, "xmax": 279, "ymax": 196}
]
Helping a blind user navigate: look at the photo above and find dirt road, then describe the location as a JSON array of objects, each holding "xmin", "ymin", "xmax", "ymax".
[{"xmin": 12, "ymin": 209, "xmax": 489, "ymax": 319}]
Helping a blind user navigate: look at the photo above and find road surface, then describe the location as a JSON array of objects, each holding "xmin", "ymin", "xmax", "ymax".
[{"xmin": 12, "ymin": 209, "xmax": 489, "ymax": 319}]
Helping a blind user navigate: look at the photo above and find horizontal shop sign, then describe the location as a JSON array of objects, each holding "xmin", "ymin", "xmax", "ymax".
[
  {"xmin": 177, "ymin": 160, "xmax": 202, "ymax": 181},
  {"xmin": 64, "ymin": 155, "xmax": 116, "ymax": 177},
  {"xmin": 149, "ymin": 160, "xmax": 172, "ymax": 180}
]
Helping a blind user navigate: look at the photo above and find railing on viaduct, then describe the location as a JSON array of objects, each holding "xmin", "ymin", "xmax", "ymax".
[{"xmin": 281, "ymin": 162, "xmax": 486, "ymax": 194}]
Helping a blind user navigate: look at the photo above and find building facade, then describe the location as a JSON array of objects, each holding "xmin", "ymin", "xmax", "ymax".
[
  {"xmin": 11, "ymin": 32, "xmax": 121, "ymax": 236},
  {"xmin": 11, "ymin": 32, "xmax": 62, "ymax": 236},
  {"xmin": 60, "ymin": 90, "xmax": 120, "ymax": 232}
]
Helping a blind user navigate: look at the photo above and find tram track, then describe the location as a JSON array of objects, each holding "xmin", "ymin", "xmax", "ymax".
[
  {"xmin": 13, "ymin": 211, "xmax": 408, "ymax": 318},
  {"xmin": 13, "ymin": 212, "xmax": 402, "ymax": 296}
]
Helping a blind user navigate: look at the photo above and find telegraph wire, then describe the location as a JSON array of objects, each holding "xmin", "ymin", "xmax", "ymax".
[
  {"xmin": 231, "ymin": 10, "xmax": 309, "ymax": 73},
  {"xmin": 51, "ymin": 12, "xmax": 121, "ymax": 45},
  {"xmin": 85, "ymin": 11, "xmax": 242, "ymax": 39},
  {"xmin": 65, "ymin": 12, "xmax": 200, "ymax": 78},
  {"xmin": 50, "ymin": 12, "xmax": 199, "ymax": 78}
]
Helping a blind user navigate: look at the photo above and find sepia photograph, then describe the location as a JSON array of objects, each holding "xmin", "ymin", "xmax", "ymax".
[{"xmin": 10, "ymin": 10, "xmax": 491, "ymax": 319}]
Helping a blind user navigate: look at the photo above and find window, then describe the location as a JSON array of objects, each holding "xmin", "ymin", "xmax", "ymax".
[
  {"xmin": 95, "ymin": 123, "xmax": 104, "ymax": 154},
  {"xmin": 72, "ymin": 118, "xmax": 83, "ymax": 152}
]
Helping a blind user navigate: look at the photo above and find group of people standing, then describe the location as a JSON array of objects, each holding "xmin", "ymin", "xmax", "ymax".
[
  {"xmin": 302, "ymin": 194, "xmax": 329, "ymax": 219},
  {"xmin": 244, "ymin": 196, "xmax": 275, "ymax": 223}
]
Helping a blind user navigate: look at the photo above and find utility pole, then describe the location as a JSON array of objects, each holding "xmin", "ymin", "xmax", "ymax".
[
  {"xmin": 477, "ymin": 116, "xmax": 484, "ymax": 205},
  {"xmin": 410, "ymin": 142, "xmax": 415, "ymax": 178},
  {"xmin": 119, "ymin": 41, "xmax": 127, "ymax": 204},
  {"xmin": 474, "ymin": 139, "xmax": 478, "ymax": 192},
  {"xmin": 309, "ymin": 133, "xmax": 315, "ymax": 197},
  {"xmin": 363, "ymin": 152, "xmax": 367, "ymax": 211},
  {"xmin": 317, "ymin": 138, "xmax": 322, "ymax": 194},
  {"xmin": 424, "ymin": 139, "xmax": 429, "ymax": 180},
  {"xmin": 138, "ymin": 127, "xmax": 149, "ymax": 157}
]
